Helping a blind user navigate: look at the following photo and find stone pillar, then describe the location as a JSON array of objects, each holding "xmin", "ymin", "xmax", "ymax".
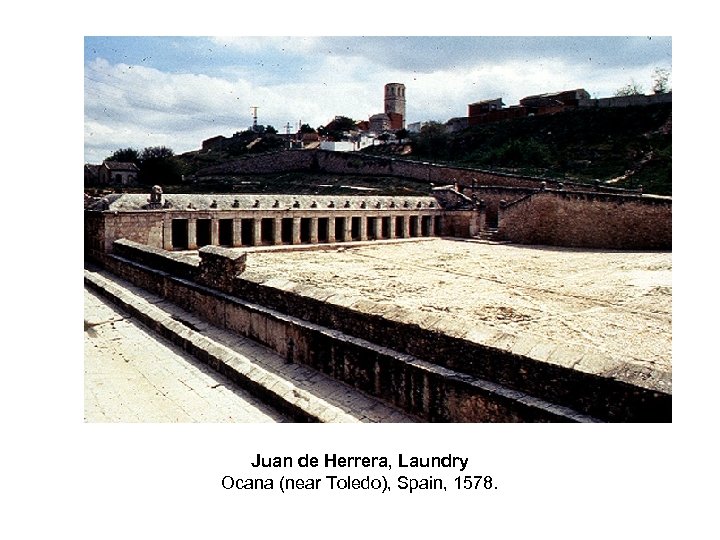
[
  {"xmin": 374, "ymin": 215, "xmax": 382, "ymax": 240},
  {"xmin": 402, "ymin": 215, "xmax": 410, "ymax": 238},
  {"xmin": 292, "ymin": 217, "xmax": 301, "ymax": 245},
  {"xmin": 389, "ymin": 215, "xmax": 396, "ymax": 239},
  {"xmin": 343, "ymin": 217, "xmax": 352, "ymax": 242},
  {"xmin": 413, "ymin": 215, "xmax": 421, "ymax": 237},
  {"xmin": 232, "ymin": 218, "xmax": 242, "ymax": 247},
  {"xmin": 468, "ymin": 210, "xmax": 481, "ymax": 237},
  {"xmin": 253, "ymin": 218, "xmax": 262, "ymax": 246},
  {"xmin": 310, "ymin": 217, "xmax": 319, "ymax": 244},
  {"xmin": 328, "ymin": 216, "xmax": 336, "ymax": 243},
  {"xmin": 188, "ymin": 218, "xmax": 198, "ymax": 250},
  {"xmin": 163, "ymin": 218, "xmax": 173, "ymax": 250},
  {"xmin": 210, "ymin": 219, "xmax": 219, "ymax": 246},
  {"xmin": 477, "ymin": 206, "xmax": 486, "ymax": 235},
  {"xmin": 359, "ymin": 216, "xmax": 368, "ymax": 241},
  {"xmin": 273, "ymin": 217, "xmax": 282, "ymax": 245}
]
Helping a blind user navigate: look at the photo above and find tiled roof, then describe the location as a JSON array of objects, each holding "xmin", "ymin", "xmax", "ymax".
[
  {"xmin": 86, "ymin": 193, "xmax": 440, "ymax": 212},
  {"xmin": 103, "ymin": 161, "xmax": 139, "ymax": 171}
]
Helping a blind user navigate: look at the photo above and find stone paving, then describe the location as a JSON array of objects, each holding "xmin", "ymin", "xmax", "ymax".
[
  {"xmin": 239, "ymin": 238, "xmax": 672, "ymax": 394},
  {"xmin": 84, "ymin": 269, "xmax": 418, "ymax": 423},
  {"xmin": 84, "ymin": 288, "xmax": 288, "ymax": 422}
]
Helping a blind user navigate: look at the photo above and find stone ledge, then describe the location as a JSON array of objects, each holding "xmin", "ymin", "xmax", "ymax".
[
  {"xmin": 92, "ymin": 257, "xmax": 604, "ymax": 422},
  {"xmin": 85, "ymin": 269, "xmax": 356, "ymax": 423}
]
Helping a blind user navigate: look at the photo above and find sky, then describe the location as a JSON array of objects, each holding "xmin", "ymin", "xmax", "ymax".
[{"xmin": 84, "ymin": 35, "xmax": 672, "ymax": 164}]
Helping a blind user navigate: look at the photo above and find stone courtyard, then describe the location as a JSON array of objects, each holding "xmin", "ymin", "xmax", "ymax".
[{"xmin": 237, "ymin": 238, "xmax": 672, "ymax": 395}]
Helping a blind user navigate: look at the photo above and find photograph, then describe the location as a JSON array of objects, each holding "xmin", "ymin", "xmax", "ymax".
[{"xmin": 84, "ymin": 36, "xmax": 672, "ymax": 424}]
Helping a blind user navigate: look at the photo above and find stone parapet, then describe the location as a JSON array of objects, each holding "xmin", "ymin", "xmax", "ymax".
[
  {"xmin": 112, "ymin": 238, "xmax": 198, "ymax": 280},
  {"xmin": 197, "ymin": 245, "xmax": 247, "ymax": 294},
  {"xmin": 99, "ymin": 240, "xmax": 670, "ymax": 422},
  {"xmin": 98, "ymin": 246, "xmax": 605, "ymax": 422}
]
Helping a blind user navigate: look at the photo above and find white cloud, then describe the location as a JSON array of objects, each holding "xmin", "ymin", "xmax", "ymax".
[
  {"xmin": 84, "ymin": 38, "xmax": 672, "ymax": 163},
  {"xmin": 210, "ymin": 36, "xmax": 322, "ymax": 55}
]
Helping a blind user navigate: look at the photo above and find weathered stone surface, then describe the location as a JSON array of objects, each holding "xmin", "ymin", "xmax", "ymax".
[
  {"xmin": 197, "ymin": 245, "xmax": 247, "ymax": 294},
  {"xmin": 93, "ymin": 233, "xmax": 671, "ymax": 421},
  {"xmin": 85, "ymin": 268, "xmax": 418, "ymax": 423}
]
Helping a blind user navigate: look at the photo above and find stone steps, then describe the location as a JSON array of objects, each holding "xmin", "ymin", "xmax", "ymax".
[
  {"xmin": 474, "ymin": 228, "xmax": 511, "ymax": 245},
  {"xmin": 84, "ymin": 267, "xmax": 418, "ymax": 423},
  {"xmin": 88, "ymin": 256, "xmax": 602, "ymax": 423}
]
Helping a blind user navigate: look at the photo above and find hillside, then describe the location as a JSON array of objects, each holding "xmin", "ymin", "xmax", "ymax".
[
  {"xmin": 167, "ymin": 102, "xmax": 671, "ymax": 197},
  {"xmin": 365, "ymin": 103, "xmax": 672, "ymax": 195}
]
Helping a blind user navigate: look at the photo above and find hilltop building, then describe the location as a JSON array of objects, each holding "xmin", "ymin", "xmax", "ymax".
[
  {"xmin": 463, "ymin": 88, "xmax": 671, "ymax": 128},
  {"xmin": 384, "ymin": 83, "xmax": 406, "ymax": 129}
]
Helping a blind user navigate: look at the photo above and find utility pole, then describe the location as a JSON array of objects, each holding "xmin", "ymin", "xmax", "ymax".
[
  {"xmin": 250, "ymin": 106, "xmax": 258, "ymax": 132},
  {"xmin": 284, "ymin": 122, "xmax": 293, "ymax": 150}
]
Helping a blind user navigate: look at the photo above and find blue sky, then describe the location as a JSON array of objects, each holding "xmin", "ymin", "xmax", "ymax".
[{"xmin": 84, "ymin": 36, "xmax": 672, "ymax": 163}]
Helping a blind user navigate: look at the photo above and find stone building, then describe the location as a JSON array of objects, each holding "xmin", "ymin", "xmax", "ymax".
[
  {"xmin": 384, "ymin": 83, "xmax": 406, "ymax": 129},
  {"xmin": 84, "ymin": 191, "xmax": 481, "ymax": 260},
  {"xmin": 98, "ymin": 161, "xmax": 140, "ymax": 186},
  {"xmin": 369, "ymin": 113, "xmax": 391, "ymax": 134},
  {"xmin": 519, "ymin": 88, "xmax": 591, "ymax": 114}
]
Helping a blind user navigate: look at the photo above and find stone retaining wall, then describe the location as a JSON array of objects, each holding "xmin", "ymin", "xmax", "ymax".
[
  {"xmin": 98, "ymin": 239, "xmax": 671, "ymax": 422},
  {"xmin": 231, "ymin": 273, "xmax": 670, "ymax": 422},
  {"xmin": 198, "ymin": 149, "xmax": 598, "ymax": 190},
  {"xmin": 99, "ymin": 240, "xmax": 593, "ymax": 422},
  {"xmin": 498, "ymin": 191, "xmax": 672, "ymax": 249}
]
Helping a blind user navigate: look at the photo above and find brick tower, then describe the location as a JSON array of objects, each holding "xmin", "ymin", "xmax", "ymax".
[{"xmin": 384, "ymin": 83, "xmax": 406, "ymax": 129}]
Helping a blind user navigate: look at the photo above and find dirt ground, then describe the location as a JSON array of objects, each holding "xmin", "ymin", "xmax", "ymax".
[{"xmin": 240, "ymin": 238, "xmax": 672, "ymax": 391}]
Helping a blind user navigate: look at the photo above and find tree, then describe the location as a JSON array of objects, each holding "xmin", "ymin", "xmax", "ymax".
[
  {"xmin": 395, "ymin": 128, "xmax": 409, "ymax": 143},
  {"xmin": 106, "ymin": 147, "xmax": 140, "ymax": 164},
  {"xmin": 616, "ymin": 80, "xmax": 644, "ymax": 97},
  {"xmin": 319, "ymin": 116, "xmax": 356, "ymax": 141},
  {"xmin": 652, "ymin": 68, "xmax": 671, "ymax": 94},
  {"xmin": 299, "ymin": 124, "xmax": 316, "ymax": 134},
  {"xmin": 265, "ymin": 125, "xmax": 277, "ymax": 135},
  {"xmin": 416, "ymin": 121, "xmax": 449, "ymax": 160},
  {"xmin": 615, "ymin": 79, "xmax": 644, "ymax": 97},
  {"xmin": 332, "ymin": 116, "xmax": 355, "ymax": 132},
  {"xmin": 140, "ymin": 146, "xmax": 174, "ymax": 161},
  {"xmin": 138, "ymin": 146, "xmax": 181, "ymax": 185}
]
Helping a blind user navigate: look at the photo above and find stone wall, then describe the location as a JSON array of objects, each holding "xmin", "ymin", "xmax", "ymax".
[
  {"xmin": 101, "ymin": 213, "xmax": 165, "ymax": 252},
  {"xmin": 86, "ymin": 211, "xmax": 164, "ymax": 257},
  {"xmin": 198, "ymin": 150, "xmax": 315, "ymax": 177},
  {"xmin": 197, "ymin": 149, "xmax": 576, "ymax": 190},
  {"xmin": 440, "ymin": 211, "xmax": 482, "ymax": 237},
  {"xmin": 101, "ymin": 239, "xmax": 670, "ymax": 422},
  {"xmin": 231, "ymin": 274, "xmax": 670, "ymax": 422},
  {"xmin": 578, "ymin": 92, "xmax": 673, "ymax": 109},
  {"xmin": 112, "ymin": 238, "xmax": 198, "ymax": 281},
  {"xmin": 197, "ymin": 245, "xmax": 247, "ymax": 294},
  {"xmin": 102, "ymin": 240, "xmax": 593, "ymax": 422},
  {"xmin": 84, "ymin": 212, "xmax": 107, "ymax": 258},
  {"xmin": 187, "ymin": 150, "xmax": 667, "ymax": 247},
  {"xmin": 498, "ymin": 191, "xmax": 672, "ymax": 249}
]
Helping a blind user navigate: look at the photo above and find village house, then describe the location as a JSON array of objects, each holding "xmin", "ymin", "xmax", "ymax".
[{"xmin": 98, "ymin": 161, "xmax": 140, "ymax": 186}]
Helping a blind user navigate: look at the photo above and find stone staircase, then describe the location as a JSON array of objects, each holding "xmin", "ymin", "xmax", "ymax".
[{"xmin": 474, "ymin": 228, "xmax": 511, "ymax": 244}]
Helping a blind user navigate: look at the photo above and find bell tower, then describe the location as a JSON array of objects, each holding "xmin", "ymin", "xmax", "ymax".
[{"xmin": 384, "ymin": 83, "xmax": 406, "ymax": 129}]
